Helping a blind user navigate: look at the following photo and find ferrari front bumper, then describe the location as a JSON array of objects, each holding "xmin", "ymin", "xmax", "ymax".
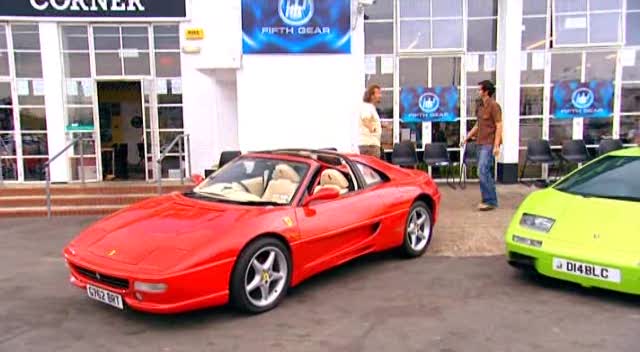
[{"xmin": 65, "ymin": 257, "xmax": 235, "ymax": 314}]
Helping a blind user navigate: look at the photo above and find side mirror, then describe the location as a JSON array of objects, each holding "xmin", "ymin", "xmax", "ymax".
[
  {"xmin": 303, "ymin": 188, "xmax": 340, "ymax": 207},
  {"xmin": 191, "ymin": 174, "xmax": 205, "ymax": 185}
]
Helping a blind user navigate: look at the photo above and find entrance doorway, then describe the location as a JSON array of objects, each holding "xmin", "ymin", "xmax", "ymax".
[{"xmin": 97, "ymin": 81, "xmax": 146, "ymax": 181}]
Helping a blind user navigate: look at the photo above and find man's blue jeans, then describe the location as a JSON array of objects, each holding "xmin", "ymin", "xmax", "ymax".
[{"xmin": 477, "ymin": 144, "xmax": 498, "ymax": 207}]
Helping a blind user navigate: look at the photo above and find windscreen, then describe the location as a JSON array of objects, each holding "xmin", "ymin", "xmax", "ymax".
[
  {"xmin": 193, "ymin": 157, "xmax": 310, "ymax": 205},
  {"xmin": 554, "ymin": 156, "xmax": 640, "ymax": 202}
]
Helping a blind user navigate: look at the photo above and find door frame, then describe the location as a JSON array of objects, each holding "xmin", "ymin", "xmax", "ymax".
[{"xmin": 93, "ymin": 78, "xmax": 150, "ymax": 182}]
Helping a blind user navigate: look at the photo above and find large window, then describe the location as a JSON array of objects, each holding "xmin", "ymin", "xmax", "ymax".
[
  {"xmin": 519, "ymin": 1, "xmax": 547, "ymax": 178},
  {"xmin": 399, "ymin": 0, "xmax": 464, "ymax": 51},
  {"xmin": 365, "ymin": 0, "xmax": 394, "ymax": 151},
  {"xmin": 621, "ymin": 47, "xmax": 640, "ymax": 146},
  {"xmin": 93, "ymin": 25, "xmax": 151, "ymax": 77},
  {"xmin": 627, "ymin": 1, "xmax": 640, "ymax": 46},
  {"xmin": 60, "ymin": 24, "xmax": 184, "ymax": 182},
  {"xmin": 0, "ymin": 25, "xmax": 15, "ymax": 181},
  {"xmin": 61, "ymin": 25, "xmax": 97, "ymax": 181},
  {"xmin": 552, "ymin": 0, "xmax": 623, "ymax": 46},
  {"xmin": 519, "ymin": 1, "xmax": 638, "ymax": 180},
  {"xmin": 8, "ymin": 24, "xmax": 48, "ymax": 182},
  {"xmin": 364, "ymin": 0, "xmax": 498, "ymax": 181},
  {"xmin": 153, "ymin": 25, "xmax": 184, "ymax": 179}
]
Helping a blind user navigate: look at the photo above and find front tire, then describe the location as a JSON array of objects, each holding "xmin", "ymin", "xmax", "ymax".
[
  {"xmin": 399, "ymin": 201, "xmax": 433, "ymax": 258},
  {"xmin": 230, "ymin": 238, "xmax": 291, "ymax": 314}
]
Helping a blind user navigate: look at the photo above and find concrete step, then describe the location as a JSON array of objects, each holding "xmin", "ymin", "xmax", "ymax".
[
  {"xmin": 0, "ymin": 194, "xmax": 156, "ymax": 208},
  {"xmin": 0, "ymin": 183, "xmax": 194, "ymax": 197},
  {"xmin": 0, "ymin": 182, "xmax": 194, "ymax": 217},
  {"xmin": 0, "ymin": 205, "xmax": 126, "ymax": 218}
]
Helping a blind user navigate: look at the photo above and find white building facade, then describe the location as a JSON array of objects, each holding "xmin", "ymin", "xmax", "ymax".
[{"xmin": 0, "ymin": 0, "xmax": 638, "ymax": 184}]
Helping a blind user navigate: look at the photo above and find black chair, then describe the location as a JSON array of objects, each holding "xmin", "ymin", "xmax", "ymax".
[
  {"xmin": 598, "ymin": 139, "xmax": 624, "ymax": 156},
  {"xmin": 459, "ymin": 142, "xmax": 479, "ymax": 189},
  {"xmin": 218, "ymin": 150, "xmax": 241, "ymax": 169},
  {"xmin": 391, "ymin": 141, "xmax": 418, "ymax": 168},
  {"xmin": 520, "ymin": 139, "xmax": 561, "ymax": 186},
  {"xmin": 380, "ymin": 145, "xmax": 387, "ymax": 161},
  {"xmin": 423, "ymin": 143, "xmax": 456, "ymax": 188},
  {"xmin": 560, "ymin": 140, "xmax": 590, "ymax": 176}
]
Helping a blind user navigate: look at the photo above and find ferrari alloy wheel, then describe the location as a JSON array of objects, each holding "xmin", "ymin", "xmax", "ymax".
[
  {"xmin": 400, "ymin": 201, "xmax": 433, "ymax": 258},
  {"xmin": 230, "ymin": 238, "xmax": 291, "ymax": 314}
]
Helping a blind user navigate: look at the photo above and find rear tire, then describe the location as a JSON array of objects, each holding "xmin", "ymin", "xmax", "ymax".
[
  {"xmin": 399, "ymin": 201, "xmax": 433, "ymax": 258},
  {"xmin": 230, "ymin": 237, "xmax": 291, "ymax": 314}
]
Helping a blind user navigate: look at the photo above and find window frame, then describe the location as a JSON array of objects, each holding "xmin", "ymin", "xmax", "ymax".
[
  {"xmin": 551, "ymin": 0, "xmax": 624, "ymax": 48},
  {"xmin": 354, "ymin": 161, "xmax": 389, "ymax": 188}
]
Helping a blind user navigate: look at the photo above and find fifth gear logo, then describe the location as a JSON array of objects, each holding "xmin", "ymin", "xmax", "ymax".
[
  {"xmin": 263, "ymin": 0, "xmax": 329, "ymax": 35},
  {"xmin": 419, "ymin": 93, "xmax": 440, "ymax": 114},
  {"xmin": 571, "ymin": 87, "xmax": 594, "ymax": 109},
  {"xmin": 279, "ymin": 0, "xmax": 314, "ymax": 26}
]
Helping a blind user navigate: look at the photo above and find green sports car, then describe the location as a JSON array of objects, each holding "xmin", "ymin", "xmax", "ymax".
[{"xmin": 506, "ymin": 147, "xmax": 640, "ymax": 295}]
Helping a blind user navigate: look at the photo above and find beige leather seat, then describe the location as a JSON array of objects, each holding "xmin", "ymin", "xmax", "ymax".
[
  {"xmin": 261, "ymin": 164, "xmax": 301, "ymax": 203},
  {"xmin": 313, "ymin": 169, "xmax": 350, "ymax": 195}
]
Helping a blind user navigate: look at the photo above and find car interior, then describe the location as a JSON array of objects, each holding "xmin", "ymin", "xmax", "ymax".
[{"xmin": 194, "ymin": 154, "xmax": 361, "ymax": 205}]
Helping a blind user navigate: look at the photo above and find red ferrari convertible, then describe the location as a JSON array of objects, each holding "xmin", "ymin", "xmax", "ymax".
[{"xmin": 63, "ymin": 149, "xmax": 441, "ymax": 314}]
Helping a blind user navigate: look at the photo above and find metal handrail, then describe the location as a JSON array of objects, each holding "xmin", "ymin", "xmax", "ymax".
[
  {"xmin": 44, "ymin": 137, "xmax": 87, "ymax": 218},
  {"xmin": 156, "ymin": 133, "xmax": 191, "ymax": 194},
  {"xmin": 0, "ymin": 136, "xmax": 12, "ymax": 185}
]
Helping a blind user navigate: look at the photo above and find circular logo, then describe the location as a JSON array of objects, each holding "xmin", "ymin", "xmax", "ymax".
[
  {"xmin": 571, "ymin": 87, "xmax": 594, "ymax": 109},
  {"xmin": 418, "ymin": 93, "xmax": 440, "ymax": 114},
  {"xmin": 279, "ymin": 0, "xmax": 314, "ymax": 26}
]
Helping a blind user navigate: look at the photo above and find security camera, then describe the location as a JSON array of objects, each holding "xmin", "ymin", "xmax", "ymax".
[{"xmin": 358, "ymin": 0, "xmax": 377, "ymax": 7}]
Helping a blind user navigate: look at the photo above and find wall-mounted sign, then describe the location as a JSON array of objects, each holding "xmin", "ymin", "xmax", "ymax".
[
  {"xmin": 66, "ymin": 123, "xmax": 94, "ymax": 132},
  {"xmin": 400, "ymin": 86, "xmax": 460, "ymax": 123},
  {"xmin": 241, "ymin": 0, "xmax": 351, "ymax": 54},
  {"xmin": 185, "ymin": 28, "xmax": 204, "ymax": 40},
  {"xmin": 552, "ymin": 80, "xmax": 614, "ymax": 119},
  {"xmin": 0, "ymin": 0, "xmax": 187, "ymax": 19}
]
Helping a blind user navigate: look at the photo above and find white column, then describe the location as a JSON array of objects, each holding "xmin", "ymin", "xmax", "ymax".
[
  {"xmin": 496, "ymin": 0, "xmax": 523, "ymax": 182},
  {"xmin": 40, "ymin": 22, "xmax": 70, "ymax": 183}
]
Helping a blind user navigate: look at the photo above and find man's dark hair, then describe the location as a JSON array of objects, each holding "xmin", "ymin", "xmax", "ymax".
[
  {"xmin": 478, "ymin": 80, "xmax": 496, "ymax": 97},
  {"xmin": 363, "ymin": 84, "xmax": 381, "ymax": 103}
]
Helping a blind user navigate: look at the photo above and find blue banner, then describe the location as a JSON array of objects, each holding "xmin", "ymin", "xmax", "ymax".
[
  {"xmin": 400, "ymin": 86, "xmax": 460, "ymax": 123},
  {"xmin": 552, "ymin": 80, "xmax": 614, "ymax": 119},
  {"xmin": 242, "ymin": 0, "xmax": 351, "ymax": 54}
]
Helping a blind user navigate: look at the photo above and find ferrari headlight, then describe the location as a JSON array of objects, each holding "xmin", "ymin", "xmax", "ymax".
[
  {"xmin": 134, "ymin": 281, "xmax": 168, "ymax": 293},
  {"xmin": 520, "ymin": 213, "xmax": 555, "ymax": 233}
]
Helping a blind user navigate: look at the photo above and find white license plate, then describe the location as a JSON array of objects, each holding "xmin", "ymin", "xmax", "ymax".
[
  {"xmin": 552, "ymin": 258, "xmax": 621, "ymax": 284},
  {"xmin": 86, "ymin": 284, "xmax": 124, "ymax": 309}
]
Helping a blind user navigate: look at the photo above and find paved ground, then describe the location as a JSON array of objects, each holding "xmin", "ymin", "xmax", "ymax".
[
  {"xmin": 2, "ymin": 185, "xmax": 638, "ymax": 352},
  {"xmin": 429, "ymin": 184, "xmax": 532, "ymax": 256}
]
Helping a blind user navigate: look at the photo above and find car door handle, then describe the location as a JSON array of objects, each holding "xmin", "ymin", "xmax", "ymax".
[{"xmin": 370, "ymin": 221, "xmax": 381, "ymax": 235}]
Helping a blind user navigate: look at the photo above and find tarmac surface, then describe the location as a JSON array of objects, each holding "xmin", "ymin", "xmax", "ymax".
[{"xmin": 1, "ymin": 185, "xmax": 638, "ymax": 352}]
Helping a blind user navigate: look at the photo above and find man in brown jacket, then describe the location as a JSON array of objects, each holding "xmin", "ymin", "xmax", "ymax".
[{"xmin": 462, "ymin": 80, "xmax": 503, "ymax": 211}]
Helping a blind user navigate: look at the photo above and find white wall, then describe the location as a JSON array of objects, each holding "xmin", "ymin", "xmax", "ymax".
[
  {"xmin": 181, "ymin": 0, "xmax": 242, "ymax": 175},
  {"xmin": 40, "ymin": 22, "xmax": 69, "ymax": 183},
  {"xmin": 497, "ymin": 0, "xmax": 523, "ymax": 165},
  {"xmin": 236, "ymin": 53, "xmax": 363, "ymax": 153},
  {"xmin": 236, "ymin": 6, "xmax": 365, "ymax": 153},
  {"xmin": 183, "ymin": 0, "xmax": 365, "ymax": 175}
]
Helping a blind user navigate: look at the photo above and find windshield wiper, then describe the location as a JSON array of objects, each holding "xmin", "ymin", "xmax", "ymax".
[
  {"xmin": 575, "ymin": 193, "xmax": 640, "ymax": 202},
  {"xmin": 196, "ymin": 191, "xmax": 231, "ymax": 199},
  {"xmin": 241, "ymin": 200, "xmax": 285, "ymax": 206}
]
